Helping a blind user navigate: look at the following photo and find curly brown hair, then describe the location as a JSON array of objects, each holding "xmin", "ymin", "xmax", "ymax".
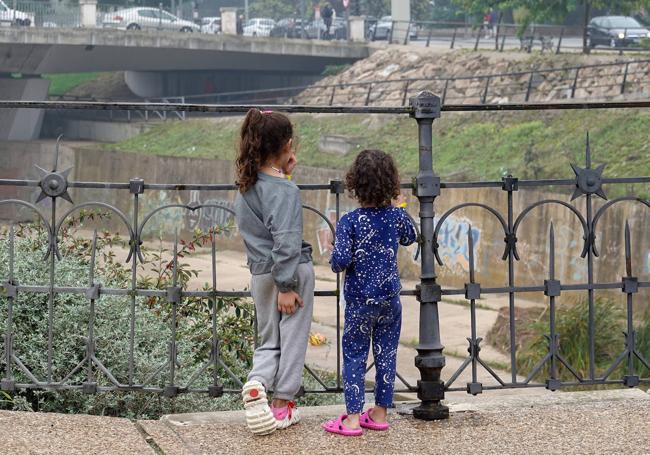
[
  {"xmin": 236, "ymin": 109, "xmax": 293, "ymax": 193},
  {"xmin": 345, "ymin": 149, "xmax": 400, "ymax": 207}
]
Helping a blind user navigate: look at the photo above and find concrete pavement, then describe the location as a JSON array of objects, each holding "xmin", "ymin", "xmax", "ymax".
[{"xmin": 4, "ymin": 389, "xmax": 647, "ymax": 454}]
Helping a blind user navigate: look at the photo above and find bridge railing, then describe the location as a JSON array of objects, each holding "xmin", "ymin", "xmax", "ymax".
[
  {"xmin": 7, "ymin": 7, "xmax": 648, "ymax": 56},
  {"xmin": 1, "ymin": 98, "xmax": 650, "ymax": 420},
  {"xmin": 373, "ymin": 18, "xmax": 650, "ymax": 55}
]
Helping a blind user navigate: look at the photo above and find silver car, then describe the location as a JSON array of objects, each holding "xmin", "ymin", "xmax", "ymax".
[
  {"xmin": 0, "ymin": 0, "xmax": 34, "ymax": 26},
  {"xmin": 102, "ymin": 7, "xmax": 200, "ymax": 32},
  {"xmin": 200, "ymin": 16, "xmax": 221, "ymax": 34},
  {"xmin": 243, "ymin": 18, "xmax": 275, "ymax": 37}
]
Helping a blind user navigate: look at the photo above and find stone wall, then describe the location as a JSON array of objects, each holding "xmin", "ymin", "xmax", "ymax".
[{"xmin": 296, "ymin": 48, "xmax": 650, "ymax": 106}]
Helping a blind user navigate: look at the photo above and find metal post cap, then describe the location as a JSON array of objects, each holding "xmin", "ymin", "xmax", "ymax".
[{"xmin": 409, "ymin": 91, "xmax": 441, "ymax": 119}]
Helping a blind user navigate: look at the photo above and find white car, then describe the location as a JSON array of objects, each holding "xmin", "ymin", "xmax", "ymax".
[
  {"xmin": 200, "ymin": 16, "xmax": 221, "ymax": 34},
  {"xmin": 369, "ymin": 15, "xmax": 417, "ymax": 40},
  {"xmin": 243, "ymin": 18, "xmax": 275, "ymax": 37},
  {"xmin": 102, "ymin": 7, "xmax": 200, "ymax": 32},
  {"xmin": 0, "ymin": 0, "xmax": 34, "ymax": 26}
]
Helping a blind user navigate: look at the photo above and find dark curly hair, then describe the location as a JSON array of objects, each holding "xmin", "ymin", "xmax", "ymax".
[
  {"xmin": 236, "ymin": 108, "xmax": 293, "ymax": 193},
  {"xmin": 345, "ymin": 149, "xmax": 400, "ymax": 207}
]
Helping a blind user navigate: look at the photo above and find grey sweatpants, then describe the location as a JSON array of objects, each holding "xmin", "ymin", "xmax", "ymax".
[{"xmin": 248, "ymin": 262, "xmax": 315, "ymax": 401}]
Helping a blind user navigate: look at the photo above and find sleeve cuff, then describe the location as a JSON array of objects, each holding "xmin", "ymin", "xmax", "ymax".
[{"xmin": 276, "ymin": 278, "xmax": 298, "ymax": 293}]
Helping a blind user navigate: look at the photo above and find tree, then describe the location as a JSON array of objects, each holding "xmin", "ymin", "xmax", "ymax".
[
  {"xmin": 250, "ymin": 0, "xmax": 313, "ymax": 19},
  {"xmin": 429, "ymin": 0, "xmax": 466, "ymax": 22},
  {"xmin": 348, "ymin": 0, "xmax": 434, "ymax": 19},
  {"xmin": 411, "ymin": 0, "xmax": 435, "ymax": 21}
]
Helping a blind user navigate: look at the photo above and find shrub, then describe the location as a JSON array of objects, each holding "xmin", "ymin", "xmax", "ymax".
[
  {"xmin": 322, "ymin": 64, "xmax": 351, "ymax": 77},
  {"xmin": 516, "ymin": 299, "xmax": 625, "ymax": 381},
  {"xmin": 634, "ymin": 307, "xmax": 650, "ymax": 377},
  {"xmin": 0, "ymin": 213, "xmax": 341, "ymax": 418}
]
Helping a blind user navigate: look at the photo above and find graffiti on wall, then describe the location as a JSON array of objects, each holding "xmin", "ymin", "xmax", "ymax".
[
  {"xmin": 429, "ymin": 215, "xmax": 481, "ymax": 274},
  {"xmin": 141, "ymin": 191, "xmax": 185, "ymax": 235},
  {"xmin": 185, "ymin": 190, "xmax": 236, "ymax": 235},
  {"xmin": 315, "ymin": 208, "xmax": 481, "ymax": 275}
]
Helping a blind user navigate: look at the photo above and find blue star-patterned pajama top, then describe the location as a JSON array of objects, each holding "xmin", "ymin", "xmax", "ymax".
[{"xmin": 330, "ymin": 206, "xmax": 417, "ymax": 414}]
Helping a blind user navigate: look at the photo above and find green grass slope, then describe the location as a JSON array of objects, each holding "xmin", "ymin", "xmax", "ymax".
[
  {"xmin": 44, "ymin": 73, "xmax": 103, "ymax": 97},
  {"xmin": 104, "ymin": 109, "xmax": 650, "ymax": 195}
]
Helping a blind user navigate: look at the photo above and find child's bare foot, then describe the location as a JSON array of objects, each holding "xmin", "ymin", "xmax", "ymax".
[
  {"xmin": 360, "ymin": 407, "xmax": 390, "ymax": 431},
  {"xmin": 369, "ymin": 406, "xmax": 387, "ymax": 423},
  {"xmin": 344, "ymin": 413, "xmax": 361, "ymax": 429},
  {"xmin": 272, "ymin": 398, "xmax": 289, "ymax": 408}
]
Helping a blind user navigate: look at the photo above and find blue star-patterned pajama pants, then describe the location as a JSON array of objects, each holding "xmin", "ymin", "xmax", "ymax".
[{"xmin": 342, "ymin": 295, "xmax": 402, "ymax": 414}]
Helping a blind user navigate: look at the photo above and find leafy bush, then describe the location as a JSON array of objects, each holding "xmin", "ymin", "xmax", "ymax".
[
  {"xmin": 0, "ymin": 213, "xmax": 340, "ymax": 418},
  {"xmin": 634, "ymin": 307, "xmax": 650, "ymax": 377},
  {"xmin": 515, "ymin": 298, "xmax": 626, "ymax": 381},
  {"xmin": 322, "ymin": 64, "xmax": 351, "ymax": 77}
]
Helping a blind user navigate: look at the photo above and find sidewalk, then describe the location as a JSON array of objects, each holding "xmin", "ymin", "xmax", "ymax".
[
  {"xmin": 164, "ymin": 248, "xmax": 544, "ymax": 393},
  {"xmin": 2, "ymin": 389, "xmax": 648, "ymax": 454},
  {"xmin": 193, "ymin": 250, "xmax": 541, "ymax": 391}
]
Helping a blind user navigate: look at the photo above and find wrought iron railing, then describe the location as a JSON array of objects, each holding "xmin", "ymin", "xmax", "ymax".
[{"xmin": 1, "ymin": 97, "xmax": 650, "ymax": 421}]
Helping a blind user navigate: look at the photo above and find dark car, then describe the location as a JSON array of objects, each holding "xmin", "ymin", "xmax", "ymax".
[
  {"xmin": 270, "ymin": 18, "xmax": 306, "ymax": 38},
  {"xmin": 587, "ymin": 15, "xmax": 650, "ymax": 48}
]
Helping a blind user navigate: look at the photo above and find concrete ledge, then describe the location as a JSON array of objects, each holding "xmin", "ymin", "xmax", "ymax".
[
  {"xmin": 1, "ymin": 28, "xmax": 369, "ymax": 74},
  {"xmin": 1, "ymin": 389, "xmax": 648, "ymax": 454},
  {"xmin": 0, "ymin": 28, "xmax": 370, "ymax": 58},
  {"xmin": 154, "ymin": 389, "xmax": 650, "ymax": 454},
  {"xmin": 162, "ymin": 388, "xmax": 650, "ymax": 426}
]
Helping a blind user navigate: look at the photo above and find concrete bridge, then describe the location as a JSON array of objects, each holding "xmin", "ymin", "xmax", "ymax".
[{"xmin": 0, "ymin": 28, "xmax": 371, "ymax": 140}]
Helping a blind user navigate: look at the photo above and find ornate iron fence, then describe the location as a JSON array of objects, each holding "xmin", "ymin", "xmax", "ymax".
[{"xmin": 1, "ymin": 96, "xmax": 650, "ymax": 421}]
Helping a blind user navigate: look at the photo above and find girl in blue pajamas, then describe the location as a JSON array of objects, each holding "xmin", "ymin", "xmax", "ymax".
[{"xmin": 322, "ymin": 149, "xmax": 417, "ymax": 436}]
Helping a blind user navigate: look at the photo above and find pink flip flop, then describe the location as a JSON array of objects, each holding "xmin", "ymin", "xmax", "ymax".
[
  {"xmin": 359, "ymin": 408, "xmax": 390, "ymax": 431},
  {"xmin": 322, "ymin": 415, "xmax": 363, "ymax": 436}
]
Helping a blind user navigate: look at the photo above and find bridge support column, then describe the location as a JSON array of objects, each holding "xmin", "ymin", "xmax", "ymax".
[
  {"xmin": 221, "ymin": 7, "xmax": 238, "ymax": 35},
  {"xmin": 79, "ymin": 0, "xmax": 98, "ymax": 28},
  {"xmin": 391, "ymin": 0, "xmax": 410, "ymax": 44},
  {"xmin": 0, "ymin": 76, "xmax": 49, "ymax": 141},
  {"xmin": 349, "ymin": 16, "xmax": 365, "ymax": 42},
  {"xmin": 124, "ymin": 71, "xmax": 164, "ymax": 98}
]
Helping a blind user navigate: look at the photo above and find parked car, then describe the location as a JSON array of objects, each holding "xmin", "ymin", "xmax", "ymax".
[
  {"xmin": 364, "ymin": 15, "xmax": 377, "ymax": 38},
  {"xmin": 243, "ymin": 18, "xmax": 275, "ymax": 37},
  {"xmin": 200, "ymin": 16, "xmax": 221, "ymax": 34},
  {"xmin": 305, "ymin": 17, "xmax": 347, "ymax": 40},
  {"xmin": 102, "ymin": 7, "xmax": 200, "ymax": 32},
  {"xmin": 270, "ymin": 18, "xmax": 306, "ymax": 38},
  {"xmin": 587, "ymin": 15, "xmax": 650, "ymax": 48},
  {"xmin": 368, "ymin": 15, "xmax": 417, "ymax": 41},
  {"xmin": 0, "ymin": 0, "xmax": 34, "ymax": 26}
]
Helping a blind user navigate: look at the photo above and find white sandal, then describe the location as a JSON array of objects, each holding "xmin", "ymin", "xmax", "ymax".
[
  {"xmin": 242, "ymin": 380, "xmax": 277, "ymax": 435},
  {"xmin": 273, "ymin": 401, "xmax": 301, "ymax": 430}
]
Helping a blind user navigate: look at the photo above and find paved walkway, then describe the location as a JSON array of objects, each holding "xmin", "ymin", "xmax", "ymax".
[
  {"xmin": 185, "ymin": 249, "xmax": 543, "ymax": 391},
  {"xmin": 2, "ymin": 389, "xmax": 648, "ymax": 454}
]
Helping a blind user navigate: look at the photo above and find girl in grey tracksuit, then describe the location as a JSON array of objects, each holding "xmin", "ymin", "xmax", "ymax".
[{"xmin": 234, "ymin": 108, "xmax": 314, "ymax": 435}]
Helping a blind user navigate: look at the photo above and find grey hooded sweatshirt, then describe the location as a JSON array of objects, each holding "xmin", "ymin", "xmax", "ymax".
[{"xmin": 234, "ymin": 173, "xmax": 313, "ymax": 292}]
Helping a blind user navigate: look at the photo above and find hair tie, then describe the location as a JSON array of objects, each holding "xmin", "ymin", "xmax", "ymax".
[{"xmin": 261, "ymin": 110, "xmax": 273, "ymax": 115}]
